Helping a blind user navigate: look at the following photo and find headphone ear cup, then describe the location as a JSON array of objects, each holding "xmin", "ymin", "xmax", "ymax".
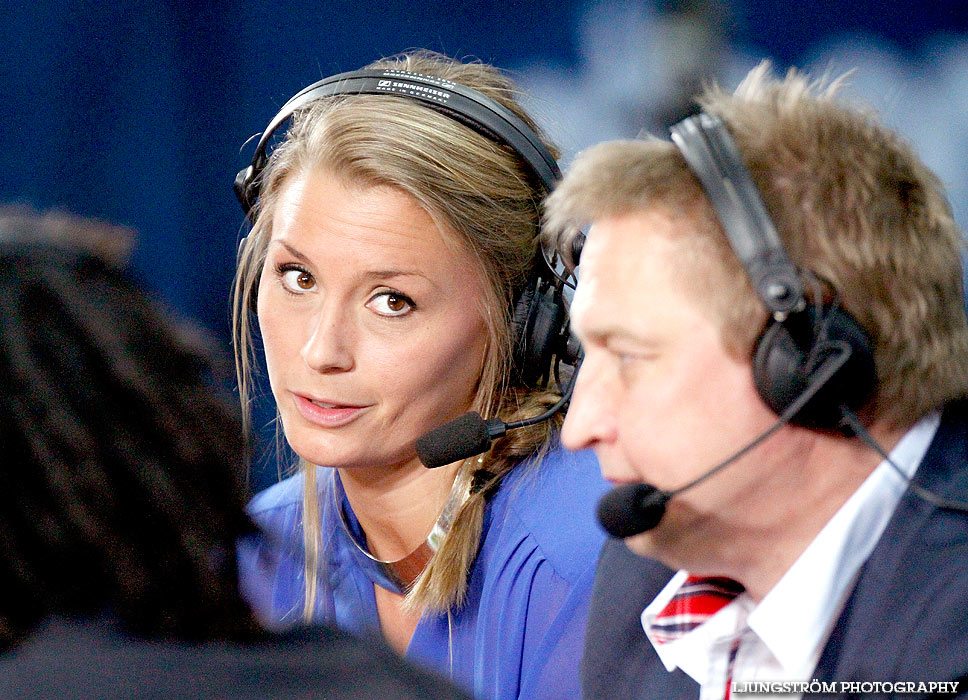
[
  {"xmin": 510, "ymin": 273, "xmax": 566, "ymax": 387},
  {"xmin": 752, "ymin": 305, "xmax": 877, "ymax": 430},
  {"xmin": 234, "ymin": 166, "xmax": 257, "ymax": 217}
]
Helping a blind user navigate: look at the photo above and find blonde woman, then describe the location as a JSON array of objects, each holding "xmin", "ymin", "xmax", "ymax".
[{"xmin": 234, "ymin": 51, "xmax": 607, "ymax": 700}]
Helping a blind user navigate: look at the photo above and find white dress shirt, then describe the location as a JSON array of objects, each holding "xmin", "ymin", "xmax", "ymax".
[{"xmin": 640, "ymin": 413, "xmax": 941, "ymax": 700}]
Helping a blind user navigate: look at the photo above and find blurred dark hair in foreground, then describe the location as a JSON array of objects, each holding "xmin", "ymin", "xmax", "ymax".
[{"xmin": 0, "ymin": 206, "xmax": 467, "ymax": 700}]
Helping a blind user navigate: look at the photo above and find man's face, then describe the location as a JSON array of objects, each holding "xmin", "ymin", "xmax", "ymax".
[{"xmin": 562, "ymin": 208, "xmax": 795, "ymax": 565}]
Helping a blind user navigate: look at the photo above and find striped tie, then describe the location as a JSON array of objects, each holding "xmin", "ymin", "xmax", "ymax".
[{"xmin": 650, "ymin": 575, "xmax": 745, "ymax": 644}]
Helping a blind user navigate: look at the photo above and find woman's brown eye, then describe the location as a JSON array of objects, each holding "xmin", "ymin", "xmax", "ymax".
[
  {"xmin": 367, "ymin": 292, "xmax": 413, "ymax": 317},
  {"xmin": 279, "ymin": 268, "xmax": 316, "ymax": 293}
]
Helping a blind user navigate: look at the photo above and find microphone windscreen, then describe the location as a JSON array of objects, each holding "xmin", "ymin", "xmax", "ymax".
[
  {"xmin": 596, "ymin": 483, "xmax": 670, "ymax": 538},
  {"xmin": 415, "ymin": 411, "xmax": 491, "ymax": 469}
]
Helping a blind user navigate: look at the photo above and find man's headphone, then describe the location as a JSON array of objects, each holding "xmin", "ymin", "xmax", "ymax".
[
  {"xmin": 669, "ymin": 112, "xmax": 878, "ymax": 430},
  {"xmin": 234, "ymin": 68, "xmax": 573, "ymax": 388}
]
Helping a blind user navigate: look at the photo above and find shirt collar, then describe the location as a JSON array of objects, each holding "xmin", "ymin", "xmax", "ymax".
[
  {"xmin": 640, "ymin": 412, "xmax": 940, "ymax": 680},
  {"xmin": 641, "ymin": 572, "xmax": 753, "ymax": 682}
]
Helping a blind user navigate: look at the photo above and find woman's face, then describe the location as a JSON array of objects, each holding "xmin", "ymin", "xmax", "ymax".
[{"xmin": 257, "ymin": 168, "xmax": 489, "ymax": 474}]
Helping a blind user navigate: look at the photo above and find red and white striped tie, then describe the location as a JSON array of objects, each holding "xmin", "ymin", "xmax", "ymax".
[
  {"xmin": 650, "ymin": 575, "xmax": 745, "ymax": 644},
  {"xmin": 650, "ymin": 575, "xmax": 745, "ymax": 699}
]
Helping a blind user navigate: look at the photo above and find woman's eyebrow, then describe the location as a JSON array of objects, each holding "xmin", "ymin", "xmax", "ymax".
[
  {"xmin": 271, "ymin": 240, "xmax": 444, "ymax": 291},
  {"xmin": 360, "ymin": 269, "xmax": 436, "ymax": 285},
  {"xmin": 271, "ymin": 240, "xmax": 312, "ymax": 265}
]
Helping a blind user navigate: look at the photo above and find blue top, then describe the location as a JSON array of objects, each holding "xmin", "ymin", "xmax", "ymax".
[{"xmin": 238, "ymin": 444, "xmax": 608, "ymax": 700}]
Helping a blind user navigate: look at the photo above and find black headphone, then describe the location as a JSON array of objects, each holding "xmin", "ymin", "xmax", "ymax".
[
  {"xmin": 669, "ymin": 112, "xmax": 877, "ymax": 430},
  {"xmin": 234, "ymin": 68, "xmax": 575, "ymax": 387}
]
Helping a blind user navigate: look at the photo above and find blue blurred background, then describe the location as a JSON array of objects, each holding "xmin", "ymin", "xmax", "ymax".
[{"xmin": 5, "ymin": 0, "xmax": 967, "ymax": 487}]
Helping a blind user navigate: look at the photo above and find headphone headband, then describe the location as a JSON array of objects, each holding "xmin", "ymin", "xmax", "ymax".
[
  {"xmin": 670, "ymin": 113, "xmax": 804, "ymax": 317},
  {"xmin": 234, "ymin": 68, "xmax": 561, "ymax": 216},
  {"xmin": 234, "ymin": 64, "xmax": 575, "ymax": 388},
  {"xmin": 669, "ymin": 111, "xmax": 876, "ymax": 429}
]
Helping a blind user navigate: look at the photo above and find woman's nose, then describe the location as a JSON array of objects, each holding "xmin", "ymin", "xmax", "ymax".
[{"xmin": 301, "ymin": 302, "xmax": 356, "ymax": 373}]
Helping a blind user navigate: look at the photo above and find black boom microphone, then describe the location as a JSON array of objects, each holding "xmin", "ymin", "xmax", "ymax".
[
  {"xmin": 597, "ymin": 484, "xmax": 672, "ymax": 537},
  {"xmin": 597, "ymin": 344, "xmax": 852, "ymax": 538},
  {"xmin": 596, "ymin": 406, "xmax": 792, "ymax": 538},
  {"xmin": 416, "ymin": 387, "xmax": 573, "ymax": 469}
]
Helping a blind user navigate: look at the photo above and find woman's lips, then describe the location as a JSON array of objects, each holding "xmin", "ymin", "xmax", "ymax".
[{"xmin": 292, "ymin": 393, "xmax": 370, "ymax": 428}]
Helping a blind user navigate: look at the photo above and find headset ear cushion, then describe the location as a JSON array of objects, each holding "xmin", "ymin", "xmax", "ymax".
[
  {"xmin": 234, "ymin": 166, "xmax": 258, "ymax": 217},
  {"xmin": 510, "ymin": 273, "xmax": 565, "ymax": 387},
  {"xmin": 752, "ymin": 305, "xmax": 877, "ymax": 430}
]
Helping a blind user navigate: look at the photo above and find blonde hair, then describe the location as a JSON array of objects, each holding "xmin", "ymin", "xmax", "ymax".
[
  {"xmin": 545, "ymin": 61, "xmax": 968, "ymax": 429},
  {"xmin": 232, "ymin": 50, "xmax": 562, "ymax": 614}
]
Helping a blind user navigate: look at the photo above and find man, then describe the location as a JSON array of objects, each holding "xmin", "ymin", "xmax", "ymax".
[{"xmin": 544, "ymin": 63, "xmax": 968, "ymax": 699}]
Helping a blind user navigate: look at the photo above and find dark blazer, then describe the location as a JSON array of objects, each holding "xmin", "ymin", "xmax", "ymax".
[{"xmin": 582, "ymin": 400, "xmax": 968, "ymax": 700}]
